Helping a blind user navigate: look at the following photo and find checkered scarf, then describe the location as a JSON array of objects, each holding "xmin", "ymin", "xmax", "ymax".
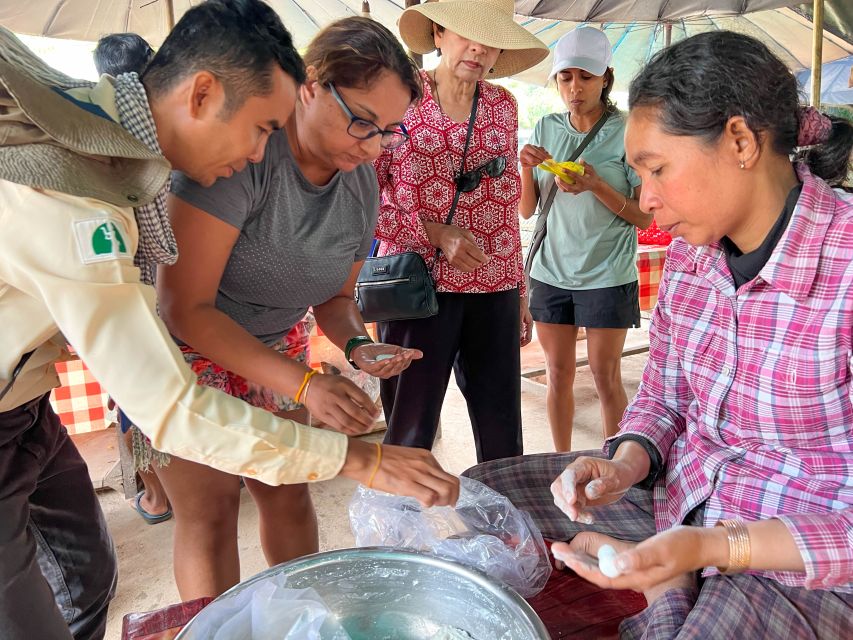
[
  {"xmin": 0, "ymin": 30, "xmax": 176, "ymax": 284},
  {"xmin": 114, "ymin": 72, "xmax": 177, "ymax": 285}
]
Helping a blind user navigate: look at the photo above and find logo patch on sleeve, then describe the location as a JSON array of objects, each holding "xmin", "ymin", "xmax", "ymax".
[{"xmin": 74, "ymin": 217, "xmax": 132, "ymax": 264}]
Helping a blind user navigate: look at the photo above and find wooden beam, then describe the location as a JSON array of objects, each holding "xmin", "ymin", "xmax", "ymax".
[{"xmin": 810, "ymin": 0, "xmax": 824, "ymax": 107}]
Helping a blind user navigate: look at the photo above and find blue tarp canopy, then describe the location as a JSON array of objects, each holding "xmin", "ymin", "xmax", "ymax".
[{"xmin": 797, "ymin": 55, "xmax": 853, "ymax": 104}]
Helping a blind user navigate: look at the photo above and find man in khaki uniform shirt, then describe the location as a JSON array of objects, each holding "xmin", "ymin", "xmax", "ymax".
[{"xmin": 0, "ymin": 2, "xmax": 458, "ymax": 638}]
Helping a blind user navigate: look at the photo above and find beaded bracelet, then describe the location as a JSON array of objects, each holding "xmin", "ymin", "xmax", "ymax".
[{"xmin": 715, "ymin": 519, "xmax": 751, "ymax": 574}]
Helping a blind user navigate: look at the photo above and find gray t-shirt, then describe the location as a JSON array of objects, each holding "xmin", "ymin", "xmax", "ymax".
[{"xmin": 170, "ymin": 129, "xmax": 378, "ymax": 345}]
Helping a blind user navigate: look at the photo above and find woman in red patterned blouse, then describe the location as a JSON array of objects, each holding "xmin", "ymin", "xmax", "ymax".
[{"xmin": 373, "ymin": 0, "xmax": 547, "ymax": 462}]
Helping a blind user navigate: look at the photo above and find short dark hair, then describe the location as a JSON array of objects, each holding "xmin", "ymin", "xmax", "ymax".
[
  {"xmin": 142, "ymin": 0, "xmax": 306, "ymax": 117},
  {"xmin": 629, "ymin": 31, "xmax": 853, "ymax": 185},
  {"xmin": 303, "ymin": 17, "xmax": 422, "ymax": 104},
  {"xmin": 93, "ymin": 33, "xmax": 154, "ymax": 76}
]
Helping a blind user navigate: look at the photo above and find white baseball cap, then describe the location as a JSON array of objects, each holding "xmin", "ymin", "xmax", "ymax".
[{"xmin": 549, "ymin": 27, "xmax": 613, "ymax": 81}]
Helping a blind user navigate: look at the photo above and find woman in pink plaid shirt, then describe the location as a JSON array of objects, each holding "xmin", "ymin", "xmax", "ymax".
[{"xmin": 466, "ymin": 31, "xmax": 852, "ymax": 638}]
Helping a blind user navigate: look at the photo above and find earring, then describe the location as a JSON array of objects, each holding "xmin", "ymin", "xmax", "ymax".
[
  {"xmin": 489, "ymin": 67, "xmax": 495, "ymax": 74},
  {"xmin": 739, "ymin": 160, "xmax": 745, "ymax": 169},
  {"xmin": 436, "ymin": 48, "xmax": 441, "ymax": 57}
]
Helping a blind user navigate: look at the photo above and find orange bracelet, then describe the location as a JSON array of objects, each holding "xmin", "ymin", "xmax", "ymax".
[
  {"xmin": 367, "ymin": 442, "xmax": 383, "ymax": 489},
  {"xmin": 294, "ymin": 369, "xmax": 318, "ymax": 404}
]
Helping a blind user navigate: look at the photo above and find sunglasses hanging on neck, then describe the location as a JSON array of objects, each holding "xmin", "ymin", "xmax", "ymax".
[{"xmin": 456, "ymin": 156, "xmax": 507, "ymax": 193}]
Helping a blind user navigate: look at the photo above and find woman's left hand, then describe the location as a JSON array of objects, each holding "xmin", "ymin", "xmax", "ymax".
[
  {"xmin": 350, "ymin": 342, "xmax": 423, "ymax": 378},
  {"xmin": 554, "ymin": 160, "xmax": 603, "ymax": 195},
  {"xmin": 520, "ymin": 297, "xmax": 533, "ymax": 347},
  {"xmin": 552, "ymin": 526, "xmax": 712, "ymax": 593}
]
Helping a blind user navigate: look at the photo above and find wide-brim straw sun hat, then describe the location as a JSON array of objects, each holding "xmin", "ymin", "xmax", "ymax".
[{"xmin": 398, "ymin": 0, "xmax": 549, "ymax": 79}]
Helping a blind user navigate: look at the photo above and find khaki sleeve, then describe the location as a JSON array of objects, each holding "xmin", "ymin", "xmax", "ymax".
[{"xmin": 0, "ymin": 184, "xmax": 347, "ymax": 484}]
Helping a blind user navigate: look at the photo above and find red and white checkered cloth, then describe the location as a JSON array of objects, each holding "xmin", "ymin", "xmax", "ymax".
[
  {"xmin": 637, "ymin": 244, "xmax": 668, "ymax": 311},
  {"xmin": 49, "ymin": 359, "xmax": 111, "ymax": 435}
]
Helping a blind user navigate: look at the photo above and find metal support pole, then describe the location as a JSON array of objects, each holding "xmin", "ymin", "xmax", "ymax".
[
  {"xmin": 405, "ymin": 0, "xmax": 423, "ymax": 68},
  {"xmin": 361, "ymin": 1, "xmax": 371, "ymax": 19},
  {"xmin": 810, "ymin": 0, "xmax": 824, "ymax": 107},
  {"xmin": 664, "ymin": 22, "xmax": 672, "ymax": 47}
]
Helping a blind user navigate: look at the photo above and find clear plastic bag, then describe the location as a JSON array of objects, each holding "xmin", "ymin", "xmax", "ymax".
[
  {"xmin": 179, "ymin": 573, "xmax": 350, "ymax": 640},
  {"xmin": 348, "ymin": 476, "xmax": 552, "ymax": 598}
]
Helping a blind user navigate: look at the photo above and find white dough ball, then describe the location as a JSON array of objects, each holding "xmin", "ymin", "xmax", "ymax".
[{"xmin": 597, "ymin": 544, "xmax": 622, "ymax": 578}]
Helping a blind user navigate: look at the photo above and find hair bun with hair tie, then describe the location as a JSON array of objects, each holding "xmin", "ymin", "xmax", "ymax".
[{"xmin": 797, "ymin": 106, "xmax": 832, "ymax": 147}]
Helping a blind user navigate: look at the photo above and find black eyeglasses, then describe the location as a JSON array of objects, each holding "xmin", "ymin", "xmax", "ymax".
[
  {"xmin": 328, "ymin": 83, "xmax": 410, "ymax": 150},
  {"xmin": 456, "ymin": 156, "xmax": 507, "ymax": 193}
]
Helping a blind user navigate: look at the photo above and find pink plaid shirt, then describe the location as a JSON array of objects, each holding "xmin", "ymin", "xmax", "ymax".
[{"xmin": 617, "ymin": 167, "xmax": 852, "ymax": 591}]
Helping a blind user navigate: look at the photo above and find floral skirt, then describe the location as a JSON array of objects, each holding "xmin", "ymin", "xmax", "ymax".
[{"xmin": 131, "ymin": 315, "xmax": 314, "ymax": 471}]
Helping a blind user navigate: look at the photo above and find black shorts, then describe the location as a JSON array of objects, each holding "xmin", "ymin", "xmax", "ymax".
[{"xmin": 529, "ymin": 278, "xmax": 641, "ymax": 329}]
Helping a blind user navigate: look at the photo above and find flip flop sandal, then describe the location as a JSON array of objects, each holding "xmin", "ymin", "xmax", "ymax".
[{"xmin": 134, "ymin": 490, "xmax": 173, "ymax": 525}]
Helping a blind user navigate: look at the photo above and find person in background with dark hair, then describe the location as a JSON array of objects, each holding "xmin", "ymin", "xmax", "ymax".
[
  {"xmin": 520, "ymin": 27, "xmax": 651, "ymax": 452},
  {"xmin": 0, "ymin": 2, "xmax": 458, "ymax": 638},
  {"xmin": 155, "ymin": 16, "xmax": 427, "ymax": 600},
  {"xmin": 465, "ymin": 31, "xmax": 852, "ymax": 638},
  {"xmin": 93, "ymin": 33, "xmax": 154, "ymax": 77},
  {"xmin": 92, "ymin": 32, "xmax": 173, "ymax": 527}
]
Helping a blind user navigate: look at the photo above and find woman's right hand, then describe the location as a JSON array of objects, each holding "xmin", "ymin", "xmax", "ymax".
[
  {"xmin": 302, "ymin": 373, "xmax": 379, "ymax": 436},
  {"xmin": 423, "ymin": 221, "xmax": 488, "ymax": 272},
  {"xmin": 341, "ymin": 439, "xmax": 460, "ymax": 507},
  {"xmin": 550, "ymin": 455, "xmax": 638, "ymax": 524},
  {"xmin": 519, "ymin": 144, "xmax": 551, "ymax": 170}
]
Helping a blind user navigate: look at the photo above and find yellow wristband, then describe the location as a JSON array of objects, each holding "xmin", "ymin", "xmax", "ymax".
[
  {"xmin": 367, "ymin": 442, "xmax": 383, "ymax": 489},
  {"xmin": 295, "ymin": 369, "xmax": 318, "ymax": 404}
]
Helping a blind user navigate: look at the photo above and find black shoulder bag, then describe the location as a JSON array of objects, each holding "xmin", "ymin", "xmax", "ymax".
[
  {"xmin": 356, "ymin": 84, "xmax": 480, "ymax": 323},
  {"xmin": 523, "ymin": 109, "xmax": 611, "ymax": 282}
]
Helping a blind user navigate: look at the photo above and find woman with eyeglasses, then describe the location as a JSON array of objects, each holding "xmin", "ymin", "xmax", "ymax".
[
  {"xmin": 519, "ymin": 28, "xmax": 652, "ymax": 452},
  {"xmin": 151, "ymin": 18, "xmax": 442, "ymax": 600},
  {"xmin": 373, "ymin": 0, "xmax": 548, "ymax": 463}
]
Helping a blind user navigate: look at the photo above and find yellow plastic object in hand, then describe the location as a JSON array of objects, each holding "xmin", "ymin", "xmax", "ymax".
[{"xmin": 537, "ymin": 158, "xmax": 585, "ymax": 183}]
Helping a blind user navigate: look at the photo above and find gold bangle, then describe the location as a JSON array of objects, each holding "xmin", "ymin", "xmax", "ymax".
[
  {"xmin": 367, "ymin": 442, "xmax": 383, "ymax": 489},
  {"xmin": 294, "ymin": 369, "xmax": 318, "ymax": 404},
  {"xmin": 616, "ymin": 195, "xmax": 629, "ymax": 215},
  {"xmin": 715, "ymin": 519, "xmax": 751, "ymax": 574}
]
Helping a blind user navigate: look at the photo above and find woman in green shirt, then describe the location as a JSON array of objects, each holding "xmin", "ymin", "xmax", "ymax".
[{"xmin": 519, "ymin": 28, "xmax": 652, "ymax": 451}]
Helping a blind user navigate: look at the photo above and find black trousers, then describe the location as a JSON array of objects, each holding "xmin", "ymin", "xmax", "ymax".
[
  {"xmin": 0, "ymin": 394, "xmax": 117, "ymax": 640},
  {"xmin": 379, "ymin": 289, "xmax": 523, "ymax": 463}
]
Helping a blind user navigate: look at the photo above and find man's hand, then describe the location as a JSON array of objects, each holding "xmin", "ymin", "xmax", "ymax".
[{"xmin": 341, "ymin": 439, "xmax": 460, "ymax": 507}]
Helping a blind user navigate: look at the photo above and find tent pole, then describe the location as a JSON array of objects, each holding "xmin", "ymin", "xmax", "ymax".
[
  {"xmin": 165, "ymin": 0, "xmax": 176, "ymax": 31},
  {"xmin": 405, "ymin": 0, "xmax": 423, "ymax": 68},
  {"xmin": 664, "ymin": 22, "xmax": 672, "ymax": 47},
  {"xmin": 810, "ymin": 0, "xmax": 824, "ymax": 107}
]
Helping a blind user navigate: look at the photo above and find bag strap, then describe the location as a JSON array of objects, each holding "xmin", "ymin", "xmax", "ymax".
[
  {"xmin": 0, "ymin": 350, "xmax": 35, "ymax": 404},
  {"xmin": 528, "ymin": 108, "xmax": 612, "ymax": 258},
  {"xmin": 434, "ymin": 82, "xmax": 480, "ymax": 264}
]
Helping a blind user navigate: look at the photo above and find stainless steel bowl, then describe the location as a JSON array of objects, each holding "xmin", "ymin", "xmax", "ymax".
[{"xmin": 177, "ymin": 547, "xmax": 550, "ymax": 639}]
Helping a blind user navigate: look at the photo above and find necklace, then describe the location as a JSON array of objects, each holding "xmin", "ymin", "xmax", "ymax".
[{"xmin": 431, "ymin": 72, "xmax": 444, "ymax": 112}]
